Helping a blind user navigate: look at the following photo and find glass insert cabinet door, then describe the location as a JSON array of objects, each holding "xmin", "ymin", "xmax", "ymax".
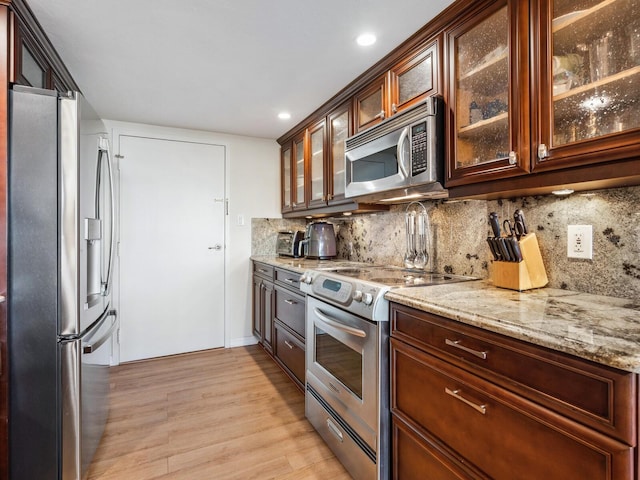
[
  {"xmin": 309, "ymin": 121, "xmax": 326, "ymax": 205},
  {"xmin": 281, "ymin": 145, "xmax": 292, "ymax": 211},
  {"xmin": 293, "ymin": 136, "xmax": 305, "ymax": 209},
  {"xmin": 547, "ymin": 0, "xmax": 640, "ymax": 148},
  {"xmin": 451, "ymin": 5, "xmax": 511, "ymax": 170},
  {"xmin": 329, "ymin": 107, "xmax": 349, "ymax": 201}
]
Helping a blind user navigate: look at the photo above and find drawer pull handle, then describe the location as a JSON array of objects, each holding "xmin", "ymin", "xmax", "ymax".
[
  {"xmin": 445, "ymin": 388, "xmax": 487, "ymax": 415},
  {"xmin": 326, "ymin": 418, "xmax": 344, "ymax": 442},
  {"xmin": 284, "ymin": 299, "xmax": 297, "ymax": 305},
  {"xmin": 284, "ymin": 278, "xmax": 296, "ymax": 284},
  {"xmin": 258, "ymin": 269, "xmax": 269, "ymax": 274},
  {"xmin": 284, "ymin": 340, "xmax": 295, "ymax": 350},
  {"xmin": 445, "ymin": 338, "xmax": 488, "ymax": 360}
]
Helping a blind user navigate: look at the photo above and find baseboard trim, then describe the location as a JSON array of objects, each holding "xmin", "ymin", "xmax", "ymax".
[{"xmin": 229, "ymin": 336, "xmax": 259, "ymax": 348}]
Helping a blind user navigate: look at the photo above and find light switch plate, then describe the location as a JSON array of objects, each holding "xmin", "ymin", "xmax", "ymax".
[{"xmin": 567, "ymin": 225, "xmax": 593, "ymax": 259}]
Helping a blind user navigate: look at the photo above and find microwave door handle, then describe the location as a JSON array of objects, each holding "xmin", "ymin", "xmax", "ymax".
[
  {"xmin": 396, "ymin": 126, "xmax": 410, "ymax": 179},
  {"xmin": 313, "ymin": 308, "xmax": 367, "ymax": 338}
]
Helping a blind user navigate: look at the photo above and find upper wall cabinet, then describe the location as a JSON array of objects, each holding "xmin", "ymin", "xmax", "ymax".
[
  {"xmin": 532, "ymin": 0, "xmax": 640, "ymax": 171},
  {"xmin": 447, "ymin": 0, "xmax": 640, "ymax": 189},
  {"xmin": 446, "ymin": 0, "xmax": 530, "ymax": 186},
  {"xmin": 280, "ymin": 102, "xmax": 355, "ymax": 215},
  {"xmin": 326, "ymin": 101, "xmax": 352, "ymax": 205},
  {"xmin": 13, "ymin": 18, "xmax": 76, "ymax": 93},
  {"xmin": 281, "ymin": 142, "xmax": 293, "ymax": 213},
  {"xmin": 354, "ymin": 40, "xmax": 440, "ymax": 133},
  {"xmin": 307, "ymin": 119, "xmax": 327, "ymax": 209},
  {"xmin": 292, "ymin": 133, "xmax": 307, "ymax": 211}
]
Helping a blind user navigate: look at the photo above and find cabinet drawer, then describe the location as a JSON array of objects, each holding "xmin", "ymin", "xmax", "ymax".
[
  {"xmin": 393, "ymin": 414, "xmax": 487, "ymax": 480},
  {"xmin": 391, "ymin": 338, "xmax": 634, "ymax": 480},
  {"xmin": 275, "ymin": 267, "xmax": 301, "ymax": 290},
  {"xmin": 275, "ymin": 286, "xmax": 305, "ymax": 339},
  {"xmin": 275, "ymin": 322, "xmax": 305, "ymax": 386},
  {"xmin": 390, "ymin": 303, "xmax": 636, "ymax": 445},
  {"xmin": 253, "ymin": 262, "xmax": 274, "ymax": 279}
]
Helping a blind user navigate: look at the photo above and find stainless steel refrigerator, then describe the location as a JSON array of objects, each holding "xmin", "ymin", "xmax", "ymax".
[{"xmin": 8, "ymin": 85, "xmax": 117, "ymax": 480}]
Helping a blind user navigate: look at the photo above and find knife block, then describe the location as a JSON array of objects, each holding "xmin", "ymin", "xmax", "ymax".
[{"xmin": 492, "ymin": 233, "xmax": 548, "ymax": 291}]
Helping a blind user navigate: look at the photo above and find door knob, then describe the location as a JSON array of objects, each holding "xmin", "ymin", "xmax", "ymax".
[{"xmin": 208, "ymin": 244, "xmax": 222, "ymax": 250}]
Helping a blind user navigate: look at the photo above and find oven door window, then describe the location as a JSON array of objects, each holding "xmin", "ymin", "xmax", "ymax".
[{"xmin": 315, "ymin": 326, "xmax": 363, "ymax": 399}]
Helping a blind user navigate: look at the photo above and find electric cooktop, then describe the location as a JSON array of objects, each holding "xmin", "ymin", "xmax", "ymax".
[{"xmin": 315, "ymin": 265, "xmax": 475, "ymax": 288}]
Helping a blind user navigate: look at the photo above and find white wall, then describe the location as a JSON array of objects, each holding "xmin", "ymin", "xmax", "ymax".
[{"xmin": 104, "ymin": 120, "xmax": 281, "ymax": 353}]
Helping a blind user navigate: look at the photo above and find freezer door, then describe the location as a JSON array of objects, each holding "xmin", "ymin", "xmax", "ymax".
[{"xmin": 61, "ymin": 308, "xmax": 117, "ymax": 480}]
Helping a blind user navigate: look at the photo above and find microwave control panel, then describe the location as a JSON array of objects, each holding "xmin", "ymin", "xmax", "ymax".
[{"xmin": 411, "ymin": 121, "xmax": 428, "ymax": 176}]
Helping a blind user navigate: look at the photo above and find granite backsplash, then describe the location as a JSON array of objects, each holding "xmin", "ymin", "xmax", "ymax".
[{"xmin": 252, "ymin": 185, "xmax": 640, "ymax": 301}]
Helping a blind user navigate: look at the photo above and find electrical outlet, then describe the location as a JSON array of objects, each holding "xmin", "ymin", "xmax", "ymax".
[
  {"xmin": 237, "ymin": 214, "xmax": 245, "ymax": 226},
  {"xmin": 567, "ymin": 225, "xmax": 593, "ymax": 259}
]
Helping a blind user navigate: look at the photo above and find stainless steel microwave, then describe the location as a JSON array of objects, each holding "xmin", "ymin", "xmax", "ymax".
[{"xmin": 345, "ymin": 96, "xmax": 447, "ymax": 203}]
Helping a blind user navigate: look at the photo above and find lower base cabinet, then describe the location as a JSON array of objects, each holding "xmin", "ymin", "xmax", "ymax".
[
  {"xmin": 274, "ymin": 321, "xmax": 305, "ymax": 388},
  {"xmin": 390, "ymin": 303, "xmax": 637, "ymax": 480},
  {"xmin": 252, "ymin": 262, "xmax": 306, "ymax": 391}
]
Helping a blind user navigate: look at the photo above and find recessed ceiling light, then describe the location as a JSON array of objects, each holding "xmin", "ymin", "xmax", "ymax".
[
  {"xmin": 356, "ymin": 33, "xmax": 376, "ymax": 47},
  {"xmin": 278, "ymin": 112, "xmax": 291, "ymax": 120}
]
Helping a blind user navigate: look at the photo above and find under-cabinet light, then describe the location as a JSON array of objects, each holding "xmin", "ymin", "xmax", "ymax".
[{"xmin": 551, "ymin": 189, "xmax": 574, "ymax": 196}]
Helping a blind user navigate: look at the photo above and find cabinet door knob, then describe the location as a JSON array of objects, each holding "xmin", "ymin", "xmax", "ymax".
[
  {"xmin": 392, "ymin": 103, "xmax": 398, "ymax": 113},
  {"xmin": 508, "ymin": 151, "xmax": 517, "ymax": 165},
  {"xmin": 378, "ymin": 110, "xmax": 386, "ymax": 120},
  {"xmin": 538, "ymin": 144, "xmax": 549, "ymax": 159}
]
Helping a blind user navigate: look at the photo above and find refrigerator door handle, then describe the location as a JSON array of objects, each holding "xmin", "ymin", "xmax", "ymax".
[
  {"xmin": 82, "ymin": 310, "xmax": 117, "ymax": 354},
  {"xmin": 96, "ymin": 138, "xmax": 116, "ymax": 297}
]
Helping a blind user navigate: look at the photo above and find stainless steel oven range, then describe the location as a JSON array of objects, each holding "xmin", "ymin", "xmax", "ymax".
[{"xmin": 300, "ymin": 266, "xmax": 475, "ymax": 479}]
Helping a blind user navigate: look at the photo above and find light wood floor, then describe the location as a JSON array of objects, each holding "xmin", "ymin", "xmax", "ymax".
[{"xmin": 87, "ymin": 345, "xmax": 352, "ymax": 480}]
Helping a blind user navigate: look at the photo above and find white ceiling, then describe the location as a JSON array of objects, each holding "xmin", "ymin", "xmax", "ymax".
[{"xmin": 27, "ymin": 0, "xmax": 455, "ymax": 140}]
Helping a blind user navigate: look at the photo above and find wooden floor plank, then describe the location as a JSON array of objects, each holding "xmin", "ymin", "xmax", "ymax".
[{"xmin": 87, "ymin": 345, "xmax": 351, "ymax": 480}]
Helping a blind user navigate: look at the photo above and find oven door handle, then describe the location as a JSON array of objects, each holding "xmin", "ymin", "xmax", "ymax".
[{"xmin": 313, "ymin": 308, "xmax": 367, "ymax": 338}]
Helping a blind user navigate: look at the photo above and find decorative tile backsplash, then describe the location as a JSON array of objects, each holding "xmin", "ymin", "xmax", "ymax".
[{"xmin": 252, "ymin": 185, "xmax": 640, "ymax": 301}]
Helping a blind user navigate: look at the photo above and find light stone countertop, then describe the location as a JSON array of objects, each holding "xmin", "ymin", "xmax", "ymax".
[
  {"xmin": 385, "ymin": 281, "xmax": 640, "ymax": 373},
  {"xmin": 251, "ymin": 256, "xmax": 640, "ymax": 373},
  {"xmin": 250, "ymin": 255, "xmax": 376, "ymax": 272}
]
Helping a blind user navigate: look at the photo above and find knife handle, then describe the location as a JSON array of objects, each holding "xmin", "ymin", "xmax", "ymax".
[
  {"xmin": 487, "ymin": 237, "xmax": 500, "ymax": 261},
  {"xmin": 489, "ymin": 212, "xmax": 501, "ymax": 238},
  {"xmin": 498, "ymin": 237, "xmax": 512, "ymax": 262},
  {"xmin": 514, "ymin": 209, "xmax": 528, "ymax": 235},
  {"xmin": 509, "ymin": 236, "xmax": 523, "ymax": 262}
]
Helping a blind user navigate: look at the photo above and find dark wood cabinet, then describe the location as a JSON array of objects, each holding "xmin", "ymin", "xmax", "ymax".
[
  {"xmin": 390, "ymin": 40, "xmax": 441, "ymax": 117},
  {"xmin": 278, "ymin": 0, "xmax": 640, "ymax": 205},
  {"xmin": 252, "ymin": 262, "xmax": 306, "ymax": 391},
  {"xmin": 273, "ymin": 267, "xmax": 306, "ymax": 391},
  {"xmin": 531, "ymin": 0, "xmax": 640, "ymax": 173},
  {"xmin": 354, "ymin": 73, "xmax": 387, "ymax": 133},
  {"xmin": 446, "ymin": 0, "xmax": 640, "ymax": 193},
  {"xmin": 445, "ymin": 0, "xmax": 531, "ymax": 187},
  {"xmin": 307, "ymin": 119, "xmax": 327, "ymax": 209},
  {"xmin": 252, "ymin": 262, "xmax": 274, "ymax": 353},
  {"xmin": 390, "ymin": 302, "xmax": 638, "ymax": 480},
  {"xmin": 12, "ymin": 14, "xmax": 77, "ymax": 93},
  {"xmin": 354, "ymin": 40, "xmax": 441, "ymax": 134},
  {"xmin": 281, "ymin": 141, "xmax": 293, "ymax": 213},
  {"xmin": 327, "ymin": 101, "xmax": 352, "ymax": 205},
  {"xmin": 292, "ymin": 133, "xmax": 307, "ymax": 212}
]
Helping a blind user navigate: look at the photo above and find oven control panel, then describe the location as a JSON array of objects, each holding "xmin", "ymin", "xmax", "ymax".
[{"xmin": 300, "ymin": 270, "xmax": 389, "ymax": 321}]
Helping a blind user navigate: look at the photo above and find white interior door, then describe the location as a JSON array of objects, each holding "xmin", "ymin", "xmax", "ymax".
[{"xmin": 118, "ymin": 135, "xmax": 225, "ymax": 362}]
